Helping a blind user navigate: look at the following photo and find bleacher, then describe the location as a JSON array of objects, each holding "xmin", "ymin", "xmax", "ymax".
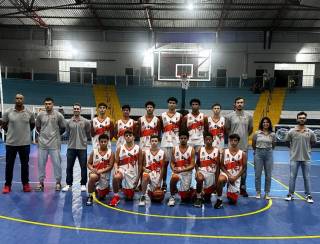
[
  {"xmin": 116, "ymin": 87, "xmax": 260, "ymax": 110},
  {"xmin": 283, "ymin": 87, "xmax": 320, "ymax": 111},
  {"xmin": 2, "ymin": 79, "xmax": 95, "ymax": 107}
]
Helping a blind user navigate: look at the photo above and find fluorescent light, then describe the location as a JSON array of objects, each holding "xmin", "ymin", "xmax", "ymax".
[{"xmin": 187, "ymin": 3, "xmax": 194, "ymax": 10}]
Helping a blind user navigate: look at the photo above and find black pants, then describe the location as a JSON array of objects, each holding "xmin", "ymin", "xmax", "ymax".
[
  {"xmin": 66, "ymin": 149, "xmax": 87, "ymax": 186},
  {"xmin": 5, "ymin": 145, "xmax": 30, "ymax": 186}
]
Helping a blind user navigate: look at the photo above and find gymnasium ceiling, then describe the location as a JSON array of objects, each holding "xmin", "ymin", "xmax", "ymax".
[{"xmin": 0, "ymin": 0, "xmax": 320, "ymax": 31}]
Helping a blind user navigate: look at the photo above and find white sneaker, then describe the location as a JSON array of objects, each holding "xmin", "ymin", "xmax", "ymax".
[
  {"xmin": 265, "ymin": 193, "xmax": 271, "ymax": 200},
  {"xmin": 306, "ymin": 195, "xmax": 314, "ymax": 204},
  {"xmin": 62, "ymin": 185, "xmax": 72, "ymax": 192},
  {"xmin": 138, "ymin": 195, "xmax": 146, "ymax": 207},
  {"xmin": 167, "ymin": 196, "xmax": 175, "ymax": 207},
  {"xmin": 81, "ymin": 185, "xmax": 87, "ymax": 192},
  {"xmin": 255, "ymin": 192, "xmax": 261, "ymax": 199},
  {"xmin": 285, "ymin": 194, "xmax": 294, "ymax": 201}
]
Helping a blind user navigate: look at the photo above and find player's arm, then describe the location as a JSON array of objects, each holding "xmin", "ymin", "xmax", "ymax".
[
  {"xmin": 170, "ymin": 148, "xmax": 176, "ymax": 172},
  {"xmin": 87, "ymin": 152, "xmax": 97, "ymax": 174},
  {"xmin": 159, "ymin": 116, "xmax": 164, "ymax": 133},
  {"xmin": 252, "ymin": 132, "xmax": 257, "ymax": 151},
  {"xmin": 156, "ymin": 116, "xmax": 162, "ymax": 135},
  {"xmin": 158, "ymin": 153, "xmax": 166, "ymax": 185},
  {"xmin": 141, "ymin": 151, "xmax": 149, "ymax": 173},
  {"xmin": 180, "ymin": 115, "xmax": 188, "ymax": 132},
  {"xmin": 215, "ymin": 151, "xmax": 221, "ymax": 186},
  {"xmin": 98, "ymin": 152, "xmax": 115, "ymax": 174},
  {"xmin": 181, "ymin": 148, "xmax": 195, "ymax": 173},
  {"xmin": 1, "ymin": 111, "xmax": 9, "ymax": 131},
  {"xmin": 58, "ymin": 113, "xmax": 66, "ymax": 135},
  {"xmin": 133, "ymin": 149, "xmax": 143, "ymax": 187},
  {"xmin": 195, "ymin": 149, "xmax": 201, "ymax": 171},
  {"xmin": 248, "ymin": 114, "xmax": 253, "ymax": 135},
  {"xmin": 233, "ymin": 152, "xmax": 247, "ymax": 182},
  {"xmin": 285, "ymin": 129, "xmax": 292, "ymax": 148},
  {"xmin": 85, "ymin": 119, "xmax": 91, "ymax": 139},
  {"xmin": 90, "ymin": 120, "xmax": 95, "ymax": 137},
  {"xmin": 219, "ymin": 150, "xmax": 232, "ymax": 178},
  {"xmin": 113, "ymin": 147, "xmax": 121, "ymax": 174},
  {"xmin": 29, "ymin": 112, "xmax": 35, "ymax": 131},
  {"xmin": 224, "ymin": 115, "xmax": 231, "ymax": 135},
  {"xmin": 114, "ymin": 121, "xmax": 119, "ymax": 139},
  {"xmin": 35, "ymin": 113, "xmax": 42, "ymax": 133},
  {"xmin": 135, "ymin": 118, "xmax": 141, "ymax": 138},
  {"xmin": 203, "ymin": 116, "xmax": 209, "ymax": 133},
  {"xmin": 310, "ymin": 130, "xmax": 316, "ymax": 147},
  {"xmin": 272, "ymin": 133, "xmax": 276, "ymax": 149},
  {"xmin": 109, "ymin": 121, "xmax": 115, "ymax": 140}
]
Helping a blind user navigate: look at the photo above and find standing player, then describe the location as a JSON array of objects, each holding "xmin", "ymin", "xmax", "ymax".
[
  {"xmin": 137, "ymin": 101, "xmax": 161, "ymax": 151},
  {"xmin": 182, "ymin": 98, "xmax": 208, "ymax": 151},
  {"xmin": 115, "ymin": 104, "xmax": 135, "ymax": 148},
  {"xmin": 160, "ymin": 97, "xmax": 182, "ymax": 191},
  {"xmin": 285, "ymin": 112, "xmax": 316, "ymax": 203},
  {"xmin": 35, "ymin": 97, "xmax": 66, "ymax": 191},
  {"xmin": 208, "ymin": 103, "xmax": 225, "ymax": 150},
  {"xmin": 194, "ymin": 132, "xmax": 220, "ymax": 207},
  {"xmin": 138, "ymin": 135, "xmax": 165, "ymax": 206},
  {"xmin": 86, "ymin": 134, "xmax": 114, "ymax": 206},
  {"xmin": 62, "ymin": 103, "xmax": 91, "ymax": 192},
  {"xmin": 167, "ymin": 131, "xmax": 196, "ymax": 207},
  {"xmin": 109, "ymin": 130, "xmax": 143, "ymax": 206},
  {"xmin": 91, "ymin": 102, "xmax": 114, "ymax": 149},
  {"xmin": 214, "ymin": 134, "xmax": 247, "ymax": 209},
  {"xmin": 1, "ymin": 93, "xmax": 35, "ymax": 193},
  {"xmin": 225, "ymin": 97, "xmax": 253, "ymax": 197}
]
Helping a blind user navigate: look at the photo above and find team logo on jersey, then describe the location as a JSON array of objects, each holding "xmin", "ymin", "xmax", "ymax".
[
  {"xmin": 95, "ymin": 155, "xmax": 99, "ymax": 159},
  {"xmin": 148, "ymin": 155, "xmax": 151, "ymax": 160},
  {"xmin": 202, "ymin": 151, "xmax": 205, "ymax": 156}
]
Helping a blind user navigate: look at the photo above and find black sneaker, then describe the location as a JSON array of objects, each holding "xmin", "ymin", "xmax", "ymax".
[
  {"xmin": 240, "ymin": 189, "xmax": 249, "ymax": 197},
  {"xmin": 214, "ymin": 199, "xmax": 223, "ymax": 209},
  {"xmin": 161, "ymin": 183, "xmax": 167, "ymax": 192},
  {"xmin": 86, "ymin": 196, "xmax": 93, "ymax": 206},
  {"xmin": 193, "ymin": 197, "xmax": 203, "ymax": 208}
]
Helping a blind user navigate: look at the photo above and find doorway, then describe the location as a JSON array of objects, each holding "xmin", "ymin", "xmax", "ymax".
[{"xmin": 274, "ymin": 70, "xmax": 303, "ymax": 87}]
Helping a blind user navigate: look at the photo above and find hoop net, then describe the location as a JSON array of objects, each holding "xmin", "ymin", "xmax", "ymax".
[{"xmin": 180, "ymin": 73, "xmax": 190, "ymax": 90}]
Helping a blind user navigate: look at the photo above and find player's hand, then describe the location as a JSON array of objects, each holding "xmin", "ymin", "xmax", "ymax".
[
  {"xmin": 133, "ymin": 180, "xmax": 139, "ymax": 189},
  {"xmin": 91, "ymin": 168, "xmax": 98, "ymax": 174},
  {"xmin": 229, "ymin": 176, "xmax": 236, "ymax": 184},
  {"xmin": 173, "ymin": 167, "xmax": 181, "ymax": 174}
]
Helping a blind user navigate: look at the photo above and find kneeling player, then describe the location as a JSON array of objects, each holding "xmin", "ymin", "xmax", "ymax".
[
  {"xmin": 214, "ymin": 134, "xmax": 247, "ymax": 209},
  {"xmin": 139, "ymin": 135, "xmax": 166, "ymax": 206},
  {"xmin": 86, "ymin": 134, "xmax": 114, "ymax": 206},
  {"xmin": 109, "ymin": 130, "xmax": 142, "ymax": 206},
  {"xmin": 194, "ymin": 132, "xmax": 220, "ymax": 207},
  {"xmin": 167, "ymin": 131, "xmax": 195, "ymax": 207}
]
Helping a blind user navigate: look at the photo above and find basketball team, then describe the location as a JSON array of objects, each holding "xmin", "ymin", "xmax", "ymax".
[{"xmin": 1, "ymin": 93, "xmax": 316, "ymax": 209}]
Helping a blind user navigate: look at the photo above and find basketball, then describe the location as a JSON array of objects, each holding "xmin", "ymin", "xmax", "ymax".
[{"xmin": 151, "ymin": 189, "xmax": 165, "ymax": 202}]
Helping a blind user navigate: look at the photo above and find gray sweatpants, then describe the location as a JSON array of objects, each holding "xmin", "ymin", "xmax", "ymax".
[{"xmin": 38, "ymin": 148, "xmax": 62, "ymax": 183}]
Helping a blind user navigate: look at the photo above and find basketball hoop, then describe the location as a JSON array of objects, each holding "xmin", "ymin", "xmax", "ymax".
[{"xmin": 180, "ymin": 73, "xmax": 190, "ymax": 90}]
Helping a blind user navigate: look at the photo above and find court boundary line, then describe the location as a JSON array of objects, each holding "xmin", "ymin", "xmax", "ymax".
[{"xmin": 94, "ymin": 195, "xmax": 272, "ymax": 220}]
